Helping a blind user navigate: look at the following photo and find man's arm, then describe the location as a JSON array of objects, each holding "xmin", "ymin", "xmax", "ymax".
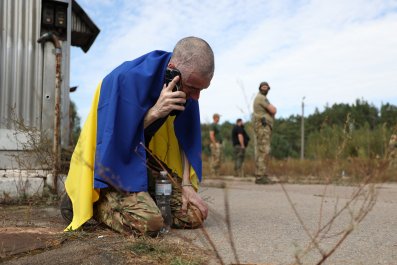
[
  {"xmin": 263, "ymin": 97, "xmax": 277, "ymax": 117},
  {"xmin": 209, "ymin": 130, "xmax": 217, "ymax": 144},
  {"xmin": 265, "ymin": 103, "xmax": 277, "ymax": 116},
  {"xmin": 238, "ymin": 133, "xmax": 245, "ymax": 148},
  {"xmin": 182, "ymin": 151, "xmax": 191, "ymax": 185},
  {"xmin": 180, "ymin": 151, "xmax": 208, "ymax": 220},
  {"xmin": 260, "ymin": 97, "xmax": 277, "ymax": 117}
]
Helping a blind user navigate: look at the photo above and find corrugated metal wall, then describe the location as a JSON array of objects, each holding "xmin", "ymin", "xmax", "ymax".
[
  {"xmin": 0, "ymin": 0, "xmax": 71, "ymax": 169},
  {"xmin": 0, "ymin": 0, "xmax": 43, "ymax": 129}
]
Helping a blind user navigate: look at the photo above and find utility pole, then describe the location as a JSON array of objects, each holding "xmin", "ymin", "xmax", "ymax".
[{"xmin": 301, "ymin": 96, "xmax": 305, "ymax": 160}]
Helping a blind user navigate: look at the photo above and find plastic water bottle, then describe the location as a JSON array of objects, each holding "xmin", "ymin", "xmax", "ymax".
[{"xmin": 155, "ymin": 170, "xmax": 172, "ymax": 234}]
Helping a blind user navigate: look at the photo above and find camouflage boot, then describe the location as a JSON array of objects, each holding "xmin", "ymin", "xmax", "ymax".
[{"xmin": 255, "ymin": 175, "xmax": 273, "ymax": 185}]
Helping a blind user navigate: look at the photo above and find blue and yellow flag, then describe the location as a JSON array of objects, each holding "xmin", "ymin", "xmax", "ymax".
[{"xmin": 65, "ymin": 50, "xmax": 202, "ymax": 230}]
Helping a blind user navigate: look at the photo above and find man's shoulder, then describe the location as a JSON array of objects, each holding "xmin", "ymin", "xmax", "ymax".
[
  {"xmin": 254, "ymin": 92, "xmax": 267, "ymax": 101},
  {"xmin": 233, "ymin": 125, "xmax": 243, "ymax": 133}
]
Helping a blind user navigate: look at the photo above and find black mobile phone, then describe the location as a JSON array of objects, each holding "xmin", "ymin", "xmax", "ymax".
[
  {"xmin": 165, "ymin": 68, "xmax": 182, "ymax": 92},
  {"xmin": 165, "ymin": 68, "xmax": 184, "ymax": 116}
]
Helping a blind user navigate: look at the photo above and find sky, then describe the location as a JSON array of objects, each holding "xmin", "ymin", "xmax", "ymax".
[{"xmin": 70, "ymin": 0, "xmax": 397, "ymax": 125}]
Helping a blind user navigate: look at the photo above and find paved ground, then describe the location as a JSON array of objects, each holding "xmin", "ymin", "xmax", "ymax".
[
  {"xmin": 1, "ymin": 178, "xmax": 396, "ymax": 265},
  {"xmin": 180, "ymin": 179, "xmax": 397, "ymax": 265}
]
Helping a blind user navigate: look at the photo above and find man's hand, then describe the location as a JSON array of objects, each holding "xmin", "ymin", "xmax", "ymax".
[
  {"xmin": 144, "ymin": 76, "xmax": 186, "ymax": 128},
  {"xmin": 181, "ymin": 185, "xmax": 208, "ymax": 220},
  {"xmin": 153, "ymin": 76, "xmax": 186, "ymax": 118}
]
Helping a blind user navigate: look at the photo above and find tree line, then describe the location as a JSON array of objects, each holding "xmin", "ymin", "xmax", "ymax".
[{"xmin": 201, "ymin": 99, "xmax": 397, "ymax": 160}]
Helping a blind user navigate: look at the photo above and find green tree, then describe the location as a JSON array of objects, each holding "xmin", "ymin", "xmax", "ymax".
[
  {"xmin": 350, "ymin": 99, "xmax": 378, "ymax": 129},
  {"xmin": 380, "ymin": 103, "xmax": 397, "ymax": 128},
  {"xmin": 271, "ymin": 115, "xmax": 301, "ymax": 158},
  {"xmin": 69, "ymin": 101, "xmax": 81, "ymax": 146},
  {"xmin": 200, "ymin": 100, "xmax": 396, "ymax": 161}
]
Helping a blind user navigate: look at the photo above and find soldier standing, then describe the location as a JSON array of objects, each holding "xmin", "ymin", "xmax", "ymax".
[
  {"xmin": 231, "ymin": 118, "xmax": 250, "ymax": 177},
  {"xmin": 209, "ymin": 113, "xmax": 223, "ymax": 177},
  {"xmin": 253, "ymin": 81, "xmax": 277, "ymax": 184}
]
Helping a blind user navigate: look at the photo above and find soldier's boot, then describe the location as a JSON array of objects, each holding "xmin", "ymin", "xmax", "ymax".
[
  {"xmin": 255, "ymin": 175, "xmax": 273, "ymax": 185},
  {"xmin": 60, "ymin": 193, "xmax": 73, "ymax": 223}
]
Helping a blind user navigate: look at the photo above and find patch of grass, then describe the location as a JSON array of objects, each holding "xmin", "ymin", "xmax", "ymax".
[
  {"xmin": 129, "ymin": 240, "xmax": 157, "ymax": 255},
  {"xmin": 61, "ymin": 228, "xmax": 92, "ymax": 240},
  {"xmin": 126, "ymin": 237, "xmax": 205, "ymax": 265},
  {"xmin": 203, "ymin": 156, "xmax": 397, "ymax": 184},
  {"xmin": 170, "ymin": 256, "xmax": 201, "ymax": 265}
]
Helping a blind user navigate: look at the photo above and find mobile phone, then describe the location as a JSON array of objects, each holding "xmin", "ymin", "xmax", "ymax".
[
  {"xmin": 164, "ymin": 68, "xmax": 184, "ymax": 116},
  {"xmin": 165, "ymin": 68, "xmax": 182, "ymax": 92}
]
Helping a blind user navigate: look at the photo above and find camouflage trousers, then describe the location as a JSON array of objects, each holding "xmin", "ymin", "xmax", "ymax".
[
  {"xmin": 254, "ymin": 119, "xmax": 272, "ymax": 176},
  {"xmin": 94, "ymin": 176, "xmax": 204, "ymax": 236},
  {"xmin": 210, "ymin": 142, "xmax": 222, "ymax": 177},
  {"xmin": 387, "ymin": 135, "xmax": 397, "ymax": 169},
  {"xmin": 388, "ymin": 150, "xmax": 397, "ymax": 169},
  {"xmin": 233, "ymin": 146, "xmax": 246, "ymax": 177}
]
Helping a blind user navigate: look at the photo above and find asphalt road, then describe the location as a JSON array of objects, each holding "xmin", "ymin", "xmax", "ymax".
[{"xmin": 177, "ymin": 179, "xmax": 397, "ymax": 265}]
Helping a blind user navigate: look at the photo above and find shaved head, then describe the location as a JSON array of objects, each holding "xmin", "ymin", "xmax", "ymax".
[{"xmin": 171, "ymin": 36, "xmax": 215, "ymax": 79}]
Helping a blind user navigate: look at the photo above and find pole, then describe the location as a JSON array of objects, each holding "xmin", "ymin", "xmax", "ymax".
[{"xmin": 301, "ymin": 96, "xmax": 305, "ymax": 160}]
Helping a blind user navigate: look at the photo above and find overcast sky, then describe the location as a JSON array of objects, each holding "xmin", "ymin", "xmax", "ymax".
[{"xmin": 70, "ymin": 0, "xmax": 397, "ymax": 124}]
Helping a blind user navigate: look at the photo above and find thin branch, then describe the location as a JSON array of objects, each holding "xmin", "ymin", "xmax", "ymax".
[
  {"xmin": 224, "ymin": 186, "xmax": 240, "ymax": 264},
  {"xmin": 315, "ymin": 226, "xmax": 354, "ymax": 265},
  {"xmin": 280, "ymin": 183, "xmax": 326, "ymax": 257}
]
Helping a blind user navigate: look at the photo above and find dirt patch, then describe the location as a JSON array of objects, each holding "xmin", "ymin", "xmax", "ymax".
[
  {"xmin": 0, "ymin": 227, "xmax": 62, "ymax": 258},
  {"xmin": 0, "ymin": 204, "xmax": 214, "ymax": 265}
]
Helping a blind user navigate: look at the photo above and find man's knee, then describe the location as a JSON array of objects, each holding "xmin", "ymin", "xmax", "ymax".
[
  {"xmin": 95, "ymin": 190, "xmax": 165, "ymax": 235},
  {"xmin": 121, "ymin": 193, "xmax": 164, "ymax": 235},
  {"xmin": 143, "ymin": 212, "xmax": 164, "ymax": 233}
]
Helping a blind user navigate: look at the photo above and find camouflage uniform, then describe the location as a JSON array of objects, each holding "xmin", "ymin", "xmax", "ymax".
[
  {"xmin": 233, "ymin": 146, "xmax": 245, "ymax": 177},
  {"xmin": 253, "ymin": 91, "xmax": 274, "ymax": 178},
  {"xmin": 210, "ymin": 142, "xmax": 222, "ymax": 176},
  {"xmin": 210, "ymin": 121, "xmax": 223, "ymax": 177},
  {"xmin": 94, "ymin": 190, "xmax": 163, "ymax": 236},
  {"xmin": 94, "ymin": 171, "xmax": 203, "ymax": 236},
  {"xmin": 387, "ymin": 134, "xmax": 397, "ymax": 168}
]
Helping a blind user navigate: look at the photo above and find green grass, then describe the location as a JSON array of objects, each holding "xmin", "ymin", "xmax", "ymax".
[{"xmin": 126, "ymin": 237, "xmax": 205, "ymax": 265}]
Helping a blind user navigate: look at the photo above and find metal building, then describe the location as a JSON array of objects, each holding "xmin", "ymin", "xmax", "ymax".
[{"xmin": 0, "ymin": 0, "xmax": 99, "ymax": 169}]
